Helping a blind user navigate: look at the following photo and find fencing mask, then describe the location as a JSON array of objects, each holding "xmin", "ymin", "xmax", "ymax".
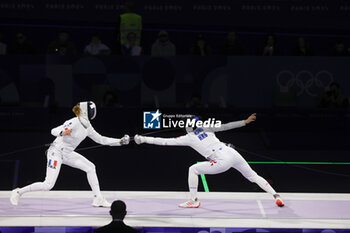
[
  {"xmin": 78, "ymin": 101, "xmax": 97, "ymax": 128},
  {"xmin": 185, "ymin": 115, "xmax": 200, "ymax": 133}
]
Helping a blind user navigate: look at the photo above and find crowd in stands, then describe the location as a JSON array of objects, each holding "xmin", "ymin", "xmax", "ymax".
[
  {"xmin": 0, "ymin": 29, "xmax": 349, "ymax": 57},
  {"xmin": 0, "ymin": 2, "xmax": 349, "ymax": 110},
  {"xmin": 0, "ymin": 2, "xmax": 350, "ymax": 56},
  {"xmin": 0, "ymin": 30, "xmax": 350, "ymax": 56}
]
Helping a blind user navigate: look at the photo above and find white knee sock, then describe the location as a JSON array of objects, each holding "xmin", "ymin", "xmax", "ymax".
[
  {"xmin": 188, "ymin": 167, "xmax": 198, "ymax": 200},
  {"xmin": 87, "ymin": 170, "xmax": 102, "ymax": 198}
]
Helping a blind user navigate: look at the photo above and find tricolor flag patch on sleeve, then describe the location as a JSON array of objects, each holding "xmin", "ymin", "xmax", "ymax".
[{"xmin": 48, "ymin": 159, "xmax": 58, "ymax": 169}]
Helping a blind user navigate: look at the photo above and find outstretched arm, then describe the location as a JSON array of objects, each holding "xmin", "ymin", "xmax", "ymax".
[
  {"xmin": 134, "ymin": 134, "xmax": 189, "ymax": 146},
  {"xmin": 88, "ymin": 126, "xmax": 129, "ymax": 146},
  {"xmin": 210, "ymin": 113, "xmax": 256, "ymax": 132}
]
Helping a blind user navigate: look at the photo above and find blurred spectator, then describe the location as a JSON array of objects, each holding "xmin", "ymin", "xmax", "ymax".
[
  {"xmin": 119, "ymin": 2, "xmax": 142, "ymax": 46},
  {"xmin": 47, "ymin": 31, "xmax": 77, "ymax": 55},
  {"xmin": 190, "ymin": 34, "xmax": 212, "ymax": 56},
  {"xmin": 94, "ymin": 200, "xmax": 138, "ymax": 233},
  {"xmin": 0, "ymin": 32, "xmax": 7, "ymax": 55},
  {"xmin": 328, "ymin": 41, "xmax": 349, "ymax": 56},
  {"xmin": 257, "ymin": 34, "xmax": 282, "ymax": 56},
  {"xmin": 84, "ymin": 35, "xmax": 111, "ymax": 55},
  {"xmin": 0, "ymin": 82, "xmax": 20, "ymax": 106},
  {"xmin": 291, "ymin": 36, "xmax": 314, "ymax": 56},
  {"xmin": 103, "ymin": 91, "xmax": 122, "ymax": 107},
  {"xmin": 111, "ymin": 30, "xmax": 122, "ymax": 55},
  {"xmin": 8, "ymin": 32, "xmax": 35, "ymax": 54},
  {"xmin": 220, "ymin": 30, "xmax": 244, "ymax": 56},
  {"xmin": 122, "ymin": 32, "xmax": 143, "ymax": 56},
  {"xmin": 151, "ymin": 31, "xmax": 176, "ymax": 56},
  {"xmin": 318, "ymin": 82, "xmax": 349, "ymax": 108},
  {"xmin": 186, "ymin": 93, "xmax": 207, "ymax": 108}
]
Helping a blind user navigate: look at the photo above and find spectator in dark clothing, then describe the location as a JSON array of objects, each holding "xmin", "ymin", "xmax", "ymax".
[
  {"xmin": 291, "ymin": 36, "xmax": 314, "ymax": 56},
  {"xmin": 103, "ymin": 91, "xmax": 122, "ymax": 107},
  {"xmin": 122, "ymin": 32, "xmax": 143, "ymax": 56},
  {"xmin": 257, "ymin": 34, "xmax": 282, "ymax": 56},
  {"xmin": 151, "ymin": 31, "xmax": 176, "ymax": 56},
  {"xmin": 191, "ymin": 34, "xmax": 212, "ymax": 56},
  {"xmin": 328, "ymin": 41, "xmax": 349, "ymax": 56},
  {"xmin": 47, "ymin": 31, "xmax": 77, "ymax": 55},
  {"xmin": 8, "ymin": 32, "xmax": 35, "ymax": 54},
  {"xmin": 186, "ymin": 93, "xmax": 207, "ymax": 108},
  {"xmin": 220, "ymin": 30, "xmax": 244, "ymax": 56},
  {"xmin": 95, "ymin": 200, "xmax": 139, "ymax": 233},
  {"xmin": 318, "ymin": 82, "xmax": 349, "ymax": 108}
]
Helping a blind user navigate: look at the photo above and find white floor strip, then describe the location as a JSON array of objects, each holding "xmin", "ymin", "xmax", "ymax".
[
  {"xmin": 1, "ymin": 191, "xmax": 350, "ymax": 229},
  {"xmin": 1, "ymin": 191, "xmax": 350, "ymax": 200},
  {"xmin": 256, "ymin": 199, "xmax": 266, "ymax": 218}
]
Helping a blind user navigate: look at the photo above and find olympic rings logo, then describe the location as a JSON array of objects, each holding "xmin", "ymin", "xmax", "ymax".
[{"xmin": 276, "ymin": 70, "xmax": 334, "ymax": 97}]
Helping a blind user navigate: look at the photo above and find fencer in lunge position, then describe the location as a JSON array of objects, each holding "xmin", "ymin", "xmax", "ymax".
[
  {"xmin": 134, "ymin": 114, "xmax": 284, "ymax": 208},
  {"xmin": 10, "ymin": 101, "xmax": 130, "ymax": 207}
]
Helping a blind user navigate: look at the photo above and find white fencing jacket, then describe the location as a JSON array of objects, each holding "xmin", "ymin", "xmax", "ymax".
[{"xmin": 50, "ymin": 117, "xmax": 121, "ymax": 153}]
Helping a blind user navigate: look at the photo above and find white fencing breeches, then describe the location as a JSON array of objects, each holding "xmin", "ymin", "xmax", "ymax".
[
  {"xmin": 188, "ymin": 146, "xmax": 277, "ymax": 200},
  {"xmin": 19, "ymin": 147, "xmax": 102, "ymax": 198}
]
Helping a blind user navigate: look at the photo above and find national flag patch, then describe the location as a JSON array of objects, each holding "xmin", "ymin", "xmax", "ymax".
[{"xmin": 48, "ymin": 159, "xmax": 58, "ymax": 169}]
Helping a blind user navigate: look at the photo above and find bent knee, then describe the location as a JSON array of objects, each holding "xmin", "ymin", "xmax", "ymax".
[
  {"xmin": 189, "ymin": 165, "xmax": 199, "ymax": 175},
  {"xmin": 42, "ymin": 181, "xmax": 55, "ymax": 191},
  {"xmin": 85, "ymin": 163, "xmax": 96, "ymax": 173}
]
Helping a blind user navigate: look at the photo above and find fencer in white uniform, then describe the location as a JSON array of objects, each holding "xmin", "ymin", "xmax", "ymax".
[
  {"xmin": 10, "ymin": 101, "xmax": 130, "ymax": 207},
  {"xmin": 134, "ymin": 114, "xmax": 284, "ymax": 208}
]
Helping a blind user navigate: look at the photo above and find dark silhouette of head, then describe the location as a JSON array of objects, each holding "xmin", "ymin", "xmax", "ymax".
[
  {"xmin": 126, "ymin": 32, "xmax": 137, "ymax": 45},
  {"xmin": 16, "ymin": 32, "xmax": 26, "ymax": 45},
  {"xmin": 329, "ymin": 82, "xmax": 340, "ymax": 95},
  {"xmin": 125, "ymin": 2, "xmax": 135, "ymax": 12},
  {"xmin": 196, "ymin": 34, "xmax": 207, "ymax": 48},
  {"xmin": 58, "ymin": 30, "xmax": 70, "ymax": 43},
  {"xmin": 110, "ymin": 200, "xmax": 127, "ymax": 220},
  {"xmin": 335, "ymin": 41, "xmax": 346, "ymax": 54},
  {"xmin": 227, "ymin": 30, "xmax": 236, "ymax": 42},
  {"xmin": 265, "ymin": 33, "xmax": 277, "ymax": 46},
  {"xmin": 296, "ymin": 36, "xmax": 308, "ymax": 49}
]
